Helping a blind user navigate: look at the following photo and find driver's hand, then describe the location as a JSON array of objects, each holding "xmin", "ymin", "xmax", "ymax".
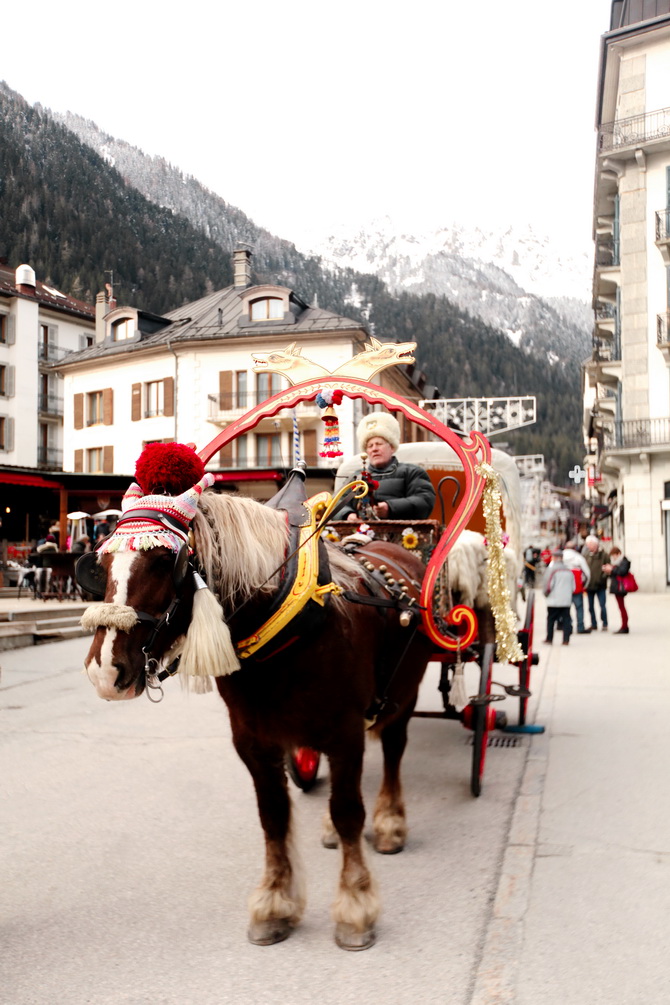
[
  {"xmin": 346, "ymin": 513, "xmax": 359, "ymax": 523},
  {"xmin": 374, "ymin": 502, "xmax": 389, "ymax": 518}
]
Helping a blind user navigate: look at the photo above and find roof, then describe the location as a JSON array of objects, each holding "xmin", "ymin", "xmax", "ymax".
[
  {"xmin": 0, "ymin": 263, "xmax": 95, "ymax": 321},
  {"xmin": 56, "ymin": 282, "xmax": 365, "ymax": 368}
]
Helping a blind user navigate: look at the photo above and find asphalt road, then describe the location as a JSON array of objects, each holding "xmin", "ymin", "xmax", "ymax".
[{"xmin": 0, "ymin": 636, "xmax": 533, "ymax": 1005}]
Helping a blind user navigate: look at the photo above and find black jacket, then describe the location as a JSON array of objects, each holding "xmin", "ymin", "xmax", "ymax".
[{"xmin": 334, "ymin": 457, "xmax": 435, "ymax": 521}]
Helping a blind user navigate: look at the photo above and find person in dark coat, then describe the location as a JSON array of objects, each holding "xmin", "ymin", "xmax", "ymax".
[
  {"xmin": 603, "ymin": 546, "xmax": 632, "ymax": 634},
  {"xmin": 334, "ymin": 411, "xmax": 436, "ymax": 522},
  {"xmin": 582, "ymin": 534, "xmax": 610, "ymax": 631}
]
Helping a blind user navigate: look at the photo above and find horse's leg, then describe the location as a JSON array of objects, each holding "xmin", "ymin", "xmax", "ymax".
[
  {"xmin": 234, "ymin": 736, "xmax": 305, "ymax": 946},
  {"xmin": 372, "ymin": 701, "xmax": 415, "ymax": 854},
  {"xmin": 328, "ymin": 740, "xmax": 379, "ymax": 951}
]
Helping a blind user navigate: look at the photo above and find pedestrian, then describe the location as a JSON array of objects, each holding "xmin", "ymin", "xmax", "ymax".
[
  {"xmin": 543, "ymin": 548, "xmax": 575, "ymax": 645},
  {"xmin": 582, "ymin": 534, "xmax": 610, "ymax": 631},
  {"xmin": 36, "ymin": 533, "xmax": 58, "ymax": 554},
  {"xmin": 523, "ymin": 545, "xmax": 538, "ymax": 589},
  {"xmin": 562, "ymin": 539, "xmax": 592, "ymax": 633},
  {"xmin": 603, "ymin": 547, "xmax": 632, "ymax": 634}
]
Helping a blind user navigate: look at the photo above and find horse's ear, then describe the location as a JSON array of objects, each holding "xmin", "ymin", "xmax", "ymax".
[
  {"xmin": 122, "ymin": 482, "xmax": 144, "ymax": 512},
  {"xmin": 174, "ymin": 472, "xmax": 216, "ymax": 516}
]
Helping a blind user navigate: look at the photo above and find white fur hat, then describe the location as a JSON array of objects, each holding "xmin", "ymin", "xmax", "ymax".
[{"xmin": 357, "ymin": 411, "xmax": 400, "ymax": 453}]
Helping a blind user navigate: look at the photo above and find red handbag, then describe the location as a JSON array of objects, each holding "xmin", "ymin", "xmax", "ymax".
[{"xmin": 620, "ymin": 572, "xmax": 638, "ymax": 593}]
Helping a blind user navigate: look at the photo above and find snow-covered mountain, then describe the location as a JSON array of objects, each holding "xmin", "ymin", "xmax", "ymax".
[
  {"xmin": 303, "ymin": 219, "xmax": 593, "ymax": 368},
  {"xmin": 50, "ymin": 109, "xmax": 592, "ymax": 371}
]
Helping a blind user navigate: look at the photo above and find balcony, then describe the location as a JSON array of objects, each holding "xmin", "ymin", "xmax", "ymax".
[
  {"xmin": 217, "ymin": 454, "xmax": 323, "ymax": 470},
  {"xmin": 599, "ymin": 106, "xmax": 670, "ymax": 155},
  {"xmin": 38, "ymin": 393, "xmax": 63, "ymax": 417},
  {"xmin": 592, "ymin": 336, "xmax": 621, "ymax": 365},
  {"xmin": 595, "ymin": 302, "xmax": 616, "ymax": 335},
  {"xmin": 657, "ymin": 312, "xmax": 670, "ymax": 364},
  {"xmin": 604, "ymin": 417, "xmax": 670, "ymax": 451},
  {"xmin": 38, "ymin": 343, "xmax": 69, "ymax": 364},
  {"xmin": 207, "ymin": 391, "xmax": 320, "ymax": 428},
  {"xmin": 655, "ymin": 210, "xmax": 670, "ymax": 264},
  {"xmin": 37, "ymin": 446, "xmax": 63, "ymax": 468}
]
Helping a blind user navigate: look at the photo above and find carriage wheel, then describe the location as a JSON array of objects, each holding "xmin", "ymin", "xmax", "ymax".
[
  {"xmin": 463, "ymin": 642, "xmax": 496, "ymax": 798},
  {"xmin": 517, "ymin": 591, "xmax": 537, "ymax": 726},
  {"xmin": 286, "ymin": 747, "xmax": 321, "ymax": 791}
]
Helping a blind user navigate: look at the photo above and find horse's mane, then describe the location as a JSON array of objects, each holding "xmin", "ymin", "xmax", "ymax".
[{"xmin": 192, "ymin": 491, "xmax": 364, "ymax": 611}]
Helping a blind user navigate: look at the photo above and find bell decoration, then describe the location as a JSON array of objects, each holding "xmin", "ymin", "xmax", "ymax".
[{"xmin": 316, "ymin": 388, "xmax": 344, "ymax": 458}]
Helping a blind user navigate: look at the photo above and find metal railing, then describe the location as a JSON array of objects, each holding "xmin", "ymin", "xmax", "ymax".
[
  {"xmin": 599, "ymin": 106, "xmax": 670, "ymax": 153},
  {"xmin": 37, "ymin": 446, "xmax": 63, "ymax": 467},
  {"xmin": 208, "ymin": 392, "xmax": 319, "ymax": 420},
  {"xmin": 595, "ymin": 302, "xmax": 616, "ymax": 322},
  {"xmin": 595, "ymin": 243, "xmax": 620, "ymax": 268},
  {"xmin": 38, "ymin": 394, "xmax": 63, "ymax": 415},
  {"xmin": 657, "ymin": 313, "xmax": 670, "ymax": 345},
  {"xmin": 655, "ymin": 210, "xmax": 670, "ymax": 241},
  {"xmin": 605, "ymin": 417, "xmax": 670, "ymax": 449},
  {"xmin": 217, "ymin": 455, "xmax": 323, "ymax": 470},
  {"xmin": 37, "ymin": 343, "xmax": 69, "ymax": 362},
  {"xmin": 592, "ymin": 337, "xmax": 621, "ymax": 363}
]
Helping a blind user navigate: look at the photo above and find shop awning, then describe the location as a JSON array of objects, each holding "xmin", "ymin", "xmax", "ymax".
[{"xmin": 0, "ymin": 472, "xmax": 64, "ymax": 489}]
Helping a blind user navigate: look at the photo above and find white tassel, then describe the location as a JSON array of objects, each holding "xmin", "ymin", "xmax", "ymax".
[
  {"xmin": 178, "ymin": 576, "xmax": 240, "ymax": 679},
  {"xmin": 450, "ymin": 662, "xmax": 469, "ymax": 712}
]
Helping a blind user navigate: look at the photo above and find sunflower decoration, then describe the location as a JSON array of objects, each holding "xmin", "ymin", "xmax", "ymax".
[
  {"xmin": 324, "ymin": 525, "xmax": 341, "ymax": 542},
  {"xmin": 401, "ymin": 527, "xmax": 419, "ymax": 550}
]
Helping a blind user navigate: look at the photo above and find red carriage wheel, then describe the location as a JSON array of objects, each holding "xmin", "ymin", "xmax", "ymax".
[
  {"xmin": 516, "ymin": 591, "xmax": 537, "ymax": 726},
  {"xmin": 462, "ymin": 642, "xmax": 496, "ymax": 797},
  {"xmin": 286, "ymin": 747, "xmax": 321, "ymax": 791}
]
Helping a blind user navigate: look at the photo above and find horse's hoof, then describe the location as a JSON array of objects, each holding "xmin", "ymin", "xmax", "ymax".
[
  {"xmin": 247, "ymin": 918, "xmax": 292, "ymax": 946},
  {"xmin": 374, "ymin": 840, "xmax": 404, "ymax": 855},
  {"xmin": 335, "ymin": 922, "xmax": 376, "ymax": 951}
]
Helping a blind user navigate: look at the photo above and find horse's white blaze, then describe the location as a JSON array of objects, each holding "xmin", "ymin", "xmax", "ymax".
[{"xmin": 84, "ymin": 551, "xmax": 140, "ymax": 700}]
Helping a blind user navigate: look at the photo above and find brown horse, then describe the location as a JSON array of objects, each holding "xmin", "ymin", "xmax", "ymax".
[{"xmin": 80, "ymin": 475, "xmax": 435, "ymax": 951}]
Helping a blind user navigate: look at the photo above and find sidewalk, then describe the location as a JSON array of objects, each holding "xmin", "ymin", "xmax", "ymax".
[{"xmin": 472, "ymin": 588, "xmax": 670, "ymax": 1004}]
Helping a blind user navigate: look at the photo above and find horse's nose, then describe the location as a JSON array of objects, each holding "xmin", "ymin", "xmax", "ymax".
[{"xmin": 113, "ymin": 660, "xmax": 137, "ymax": 693}]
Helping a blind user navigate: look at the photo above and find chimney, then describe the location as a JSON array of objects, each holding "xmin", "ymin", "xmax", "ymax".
[
  {"xmin": 233, "ymin": 246, "xmax": 253, "ymax": 288},
  {"xmin": 15, "ymin": 263, "xmax": 36, "ymax": 295},
  {"xmin": 95, "ymin": 290, "xmax": 109, "ymax": 343}
]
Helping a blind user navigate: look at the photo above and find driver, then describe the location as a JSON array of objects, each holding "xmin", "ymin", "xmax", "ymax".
[{"xmin": 334, "ymin": 412, "xmax": 436, "ymax": 522}]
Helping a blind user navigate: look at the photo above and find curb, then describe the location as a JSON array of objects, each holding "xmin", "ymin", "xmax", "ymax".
[{"xmin": 468, "ymin": 639, "xmax": 559, "ymax": 1004}]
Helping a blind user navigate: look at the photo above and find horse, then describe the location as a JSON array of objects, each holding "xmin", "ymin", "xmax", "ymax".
[{"xmin": 80, "ymin": 468, "xmax": 436, "ymax": 951}]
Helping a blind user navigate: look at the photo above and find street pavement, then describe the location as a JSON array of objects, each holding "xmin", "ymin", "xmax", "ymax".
[{"xmin": 1, "ymin": 589, "xmax": 668, "ymax": 1005}]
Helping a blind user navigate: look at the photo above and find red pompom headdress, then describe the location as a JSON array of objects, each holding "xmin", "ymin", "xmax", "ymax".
[{"xmin": 135, "ymin": 442, "xmax": 205, "ymax": 496}]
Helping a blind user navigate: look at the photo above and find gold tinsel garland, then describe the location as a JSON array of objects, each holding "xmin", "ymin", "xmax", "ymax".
[{"xmin": 476, "ymin": 462, "xmax": 524, "ymax": 664}]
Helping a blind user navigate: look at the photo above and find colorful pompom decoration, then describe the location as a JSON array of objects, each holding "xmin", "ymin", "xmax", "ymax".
[
  {"xmin": 317, "ymin": 389, "xmax": 344, "ymax": 458},
  {"xmin": 135, "ymin": 442, "xmax": 206, "ymax": 495}
]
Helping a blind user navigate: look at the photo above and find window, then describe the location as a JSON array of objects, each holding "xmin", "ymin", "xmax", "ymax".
[
  {"xmin": 145, "ymin": 381, "xmax": 165, "ymax": 417},
  {"xmin": 250, "ymin": 297, "xmax": 284, "ymax": 321},
  {"xmin": 0, "ymin": 315, "xmax": 6, "ymax": 343},
  {"xmin": 256, "ymin": 372, "xmax": 283, "ymax": 403},
  {"xmin": 236, "ymin": 371, "xmax": 248, "ymax": 408},
  {"xmin": 111, "ymin": 317, "xmax": 136, "ymax": 341},
  {"xmin": 0, "ymin": 365, "xmax": 15, "ymax": 399},
  {"xmin": 236, "ymin": 434, "xmax": 248, "ymax": 468},
  {"xmin": 0, "ymin": 314, "xmax": 15, "ymax": 345},
  {"xmin": 87, "ymin": 391, "xmax": 103, "ymax": 425},
  {"xmin": 256, "ymin": 433, "xmax": 282, "ymax": 466},
  {"xmin": 87, "ymin": 448, "xmax": 103, "ymax": 473}
]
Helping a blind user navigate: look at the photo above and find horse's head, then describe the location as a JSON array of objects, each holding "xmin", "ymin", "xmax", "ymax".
[
  {"xmin": 79, "ymin": 467, "xmax": 239, "ymax": 701},
  {"xmin": 80, "ymin": 544, "xmax": 195, "ymax": 700}
]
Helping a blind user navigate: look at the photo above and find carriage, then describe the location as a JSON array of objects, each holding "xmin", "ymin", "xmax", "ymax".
[
  {"xmin": 76, "ymin": 340, "xmax": 541, "ymax": 950},
  {"xmin": 288, "ymin": 438, "xmax": 541, "ymax": 798}
]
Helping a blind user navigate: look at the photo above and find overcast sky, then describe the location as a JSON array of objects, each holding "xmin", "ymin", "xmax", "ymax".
[{"xmin": 3, "ymin": 0, "xmax": 614, "ymax": 254}]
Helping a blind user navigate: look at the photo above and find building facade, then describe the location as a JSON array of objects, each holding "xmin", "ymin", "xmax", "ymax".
[
  {"xmin": 584, "ymin": 0, "xmax": 670, "ymax": 589},
  {"xmin": 0, "ymin": 262, "xmax": 95, "ymax": 470},
  {"xmin": 57, "ymin": 249, "xmax": 430, "ymax": 502}
]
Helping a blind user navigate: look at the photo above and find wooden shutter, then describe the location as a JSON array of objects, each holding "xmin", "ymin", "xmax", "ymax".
[
  {"xmin": 219, "ymin": 443, "xmax": 233, "ymax": 466},
  {"xmin": 5, "ymin": 417, "xmax": 14, "ymax": 451},
  {"xmin": 163, "ymin": 376, "xmax": 174, "ymax": 417},
  {"xmin": 219, "ymin": 370, "xmax": 233, "ymax": 408},
  {"xmin": 5, "ymin": 366, "xmax": 15, "ymax": 398},
  {"xmin": 131, "ymin": 383, "xmax": 142, "ymax": 421},
  {"xmin": 303, "ymin": 429, "xmax": 317, "ymax": 465},
  {"xmin": 74, "ymin": 393, "xmax": 84, "ymax": 430},
  {"xmin": 102, "ymin": 387, "xmax": 114, "ymax": 425},
  {"xmin": 103, "ymin": 445, "xmax": 114, "ymax": 472},
  {"xmin": 6, "ymin": 316, "xmax": 16, "ymax": 345},
  {"xmin": 74, "ymin": 449, "xmax": 83, "ymax": 472}
]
